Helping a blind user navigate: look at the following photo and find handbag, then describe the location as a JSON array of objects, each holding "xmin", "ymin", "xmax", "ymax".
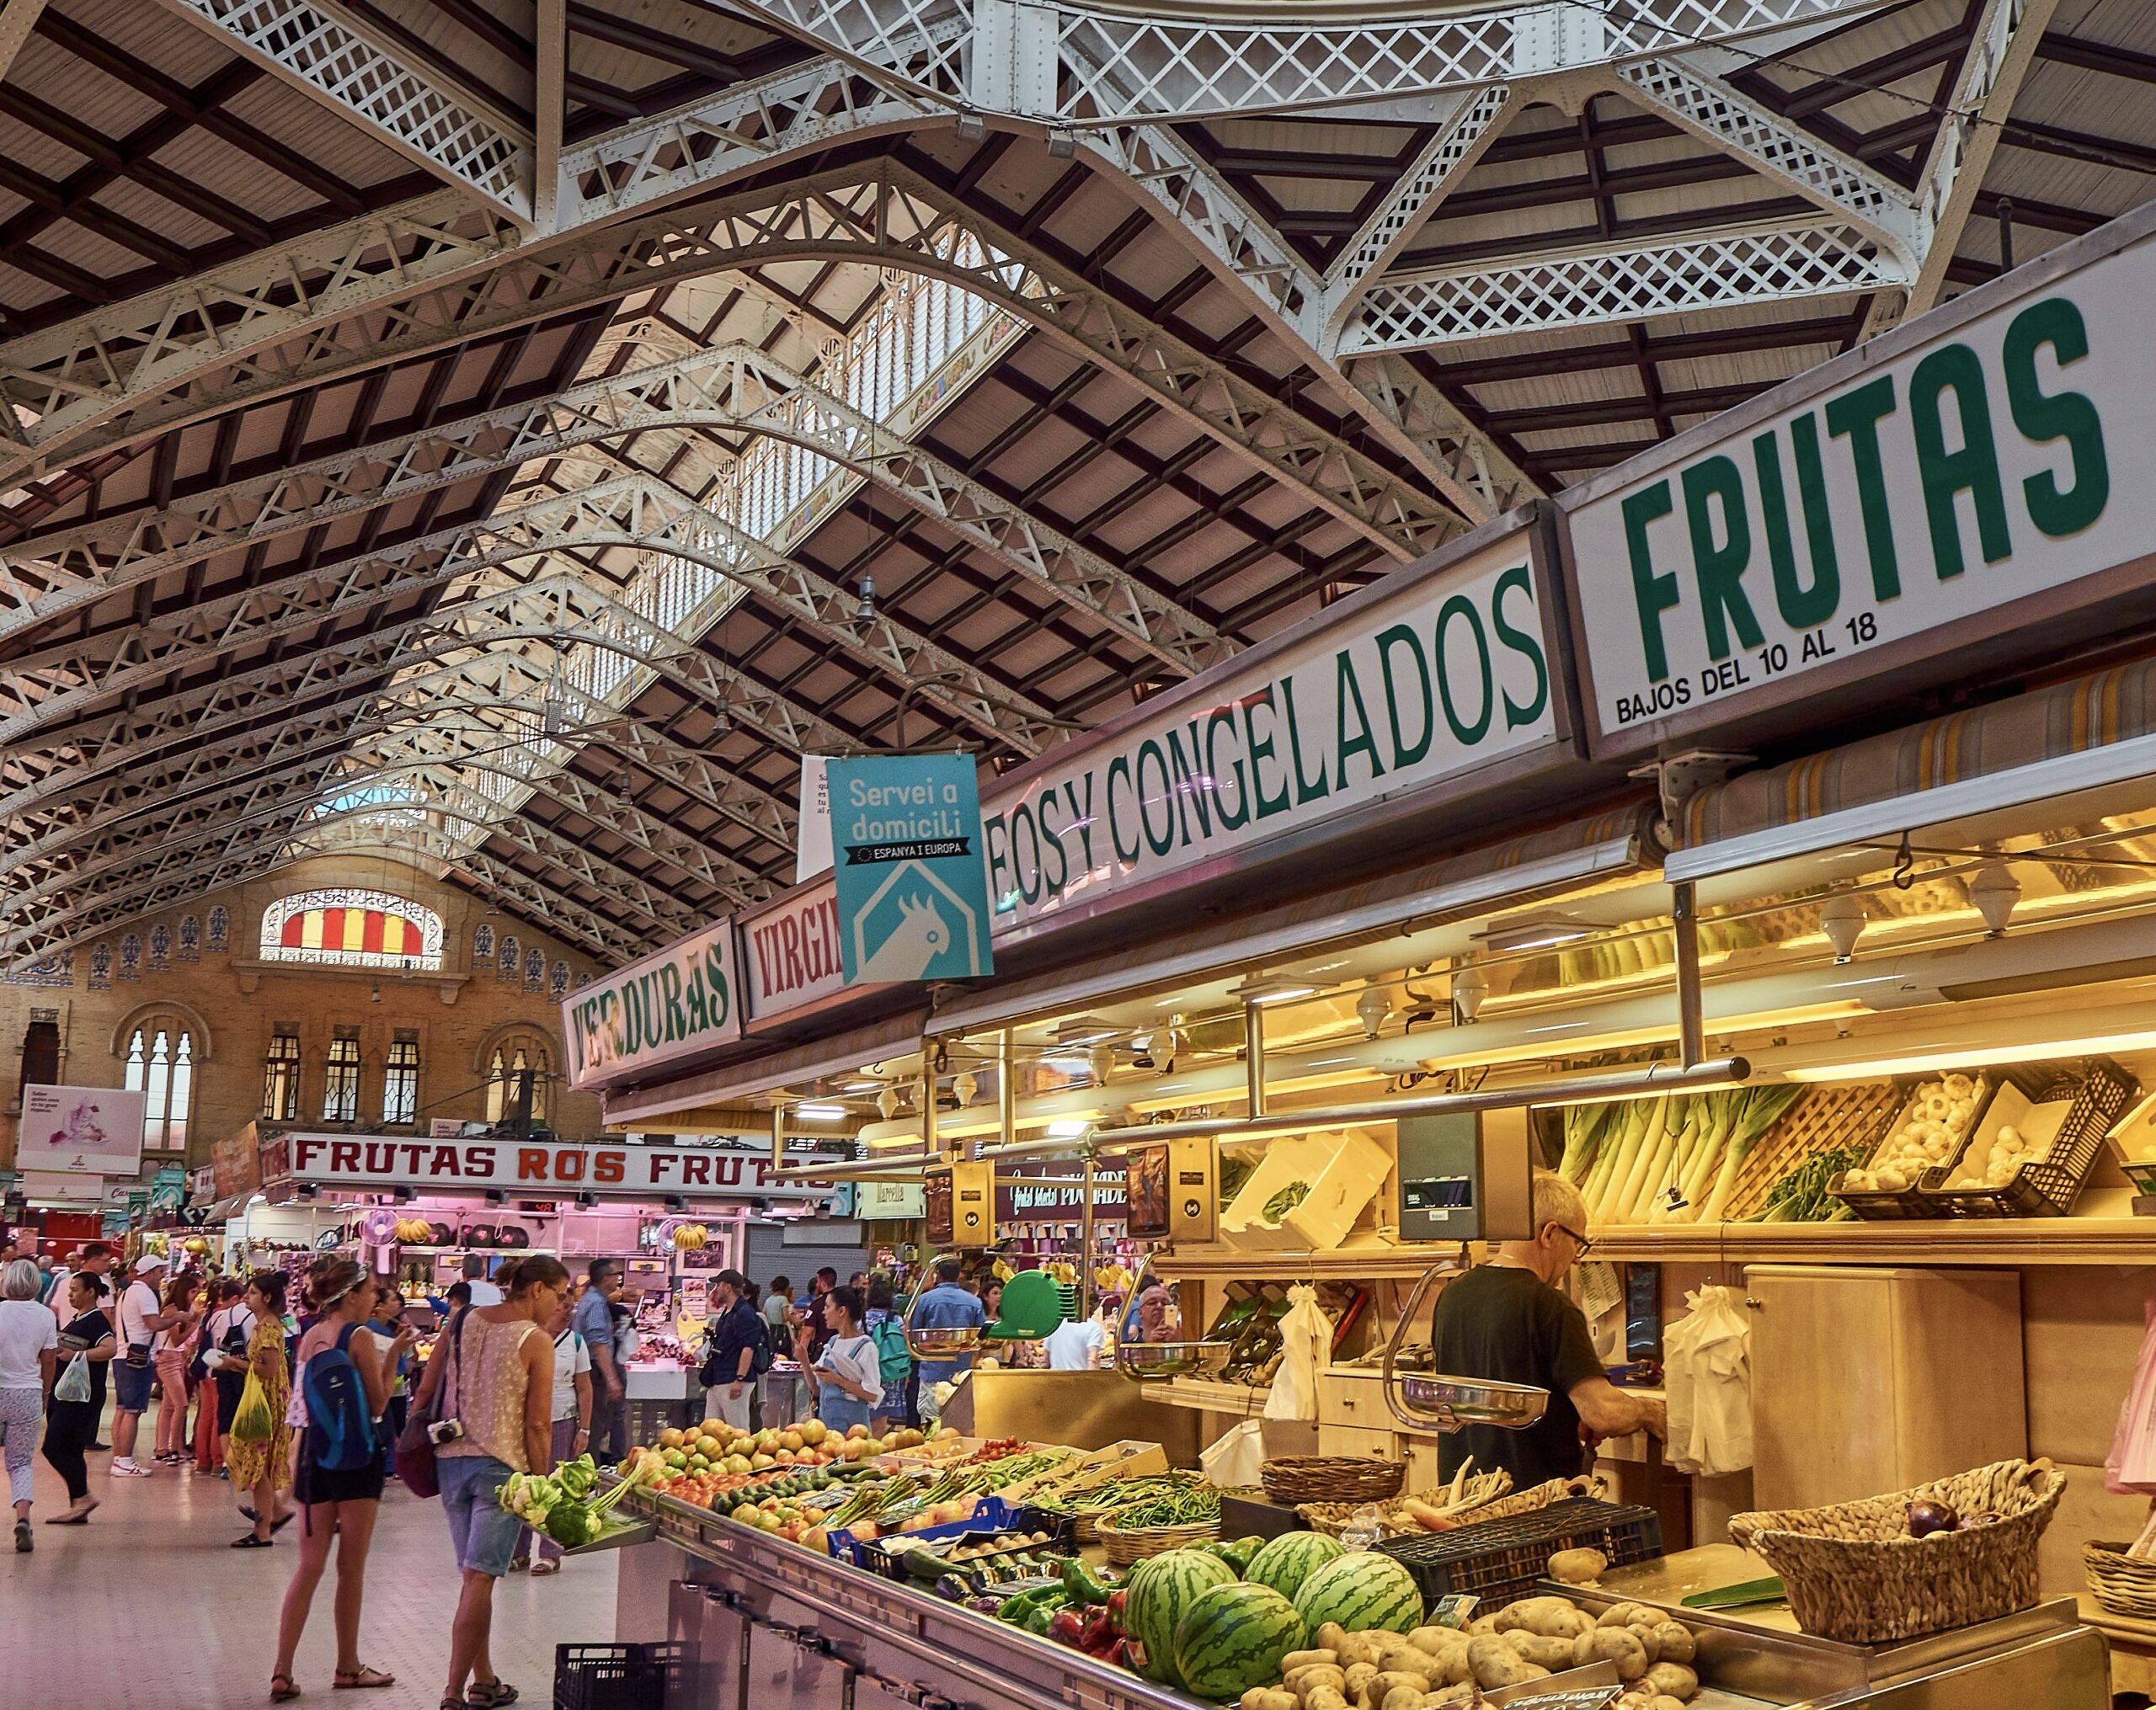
[
  {"xmin": 53, "ymin": 1353, "xmax": 92, "ymax": 1405},
  {"xmin": 396, "ymin": 1308, "xmax": 467, "ymax": 1500},
  {"xmin": 230, "ymin": 1367, "xmax": 277, "ymax": 1442}
]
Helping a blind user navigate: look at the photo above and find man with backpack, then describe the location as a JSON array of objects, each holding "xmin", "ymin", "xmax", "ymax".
[{"xmin": 700, "ymin": 1271, "xmax": 767, "ymax": 1429}]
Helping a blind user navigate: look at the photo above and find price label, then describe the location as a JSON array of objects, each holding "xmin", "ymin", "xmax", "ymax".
[{"xmin": 1486, "ymin": 1688, "xmax": 1623, "ymax": 1710}]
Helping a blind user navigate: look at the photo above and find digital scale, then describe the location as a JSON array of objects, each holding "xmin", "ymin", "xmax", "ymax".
[{"xmin": 1394, "ymin": 1105, "xmax": 1534, "ymax": 1243}]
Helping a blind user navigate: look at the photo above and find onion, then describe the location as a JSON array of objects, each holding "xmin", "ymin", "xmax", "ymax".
[
  {"xmin": 1952, "ymin": 1511, "xmax": 2002, "ymax": 1532},
  {"xmin": 1907, "ymin": 1500, "xmax": 1959, "ymax": 1537}
]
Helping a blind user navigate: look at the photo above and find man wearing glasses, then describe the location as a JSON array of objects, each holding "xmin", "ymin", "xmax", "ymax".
[{"xmin": 1430, "ymin": 1169, "xmax": 1665, "ymax": 1486}]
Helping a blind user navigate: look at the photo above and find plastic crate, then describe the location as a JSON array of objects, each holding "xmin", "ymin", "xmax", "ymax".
[
  {"xmin": 1921, "ymin": 1057, "xmax": 2137, "ymax": 1217},
  {"xmin": 1374, "ymin": 1497, "xmax": 1662, "ymax": 1611},
  {"xmin": 1827, "ymin": 1069, "xmax": 2039, "ymax": 1221},
  {"xmin": 555, "ymin": 1642, "xmax": 686, "ymax": 1710},
  {"xmin": 856, "ymin": 1506, "xmax": 1074, "ymax": 1585},
  {"xmin": 828, "ymin": 1495, "xmax": 1016, "ymax": 1568}
]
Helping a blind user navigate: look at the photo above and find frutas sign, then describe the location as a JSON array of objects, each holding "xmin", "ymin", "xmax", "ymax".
[
  {"xmin": 1563, "ymin": 212, "xmax": 2156, "ymax": 757},
  {"xmin": 563, "ymin": 918, "xmax": 740, "ymax": 1091},
  {"xmin": 274, "ymin": 1133, "xmax": 842, "ymax": 1199},
  {"xmin": 982, "ymin": 521, "xmax": 1561, "ymax": 936}
]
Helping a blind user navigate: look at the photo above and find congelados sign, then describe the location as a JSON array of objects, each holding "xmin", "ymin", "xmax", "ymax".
[
  {"xmin": 1563, "ymin": 209, "xmax": 2156, "ymax": 757},
  {"xmin": 562, "ymin": 918, "xmax": 740, "ymax": 1091},
  {"xmin": 982, "ymin": 522, "xmax": 1561, "ymax": 935}
]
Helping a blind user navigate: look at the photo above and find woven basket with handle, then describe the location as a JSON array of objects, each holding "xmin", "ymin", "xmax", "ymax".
[
  {"xmin": 1729, "ymin": 1458, "xmax": 2064, "ymax": 1643},
  {"xmin": 1260, "ymin": 1457, "xmax": 1406, "ymax": 1505},
  {"xmin": 1297, "ymin": 1470, "xmax": 1513, "ymax": 1539},
  {"xmin": 2085, "ymin": 1540, "xmax": 2156, "ymax": 1618},
  {"xmin": 1098, "ymin": 1513, "xmax": 1219, "ymax": 1568}
]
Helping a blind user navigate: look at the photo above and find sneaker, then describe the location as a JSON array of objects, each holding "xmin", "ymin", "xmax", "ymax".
[
  {"xmin": 111, "ymin": 1460, "xmax": 151, "ymax": 1477},
  {"xmin": 13, "ymin": 1520, "xmax": 29, "ymax": 1553}
]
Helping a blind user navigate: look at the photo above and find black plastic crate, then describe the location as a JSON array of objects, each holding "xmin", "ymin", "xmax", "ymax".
[
  {"xmin": 1374, "ymin": 1497, "xmax": 1662, "ymax": 1611},
  {"xmin": 555, "ymin": 1642, "xmax": 687, "ymax": 1710}
]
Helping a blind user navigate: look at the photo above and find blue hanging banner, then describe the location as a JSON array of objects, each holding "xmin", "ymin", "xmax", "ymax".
[{"xmin": 829, "ymin": 753, "xmax": 995, "ymax": 984}]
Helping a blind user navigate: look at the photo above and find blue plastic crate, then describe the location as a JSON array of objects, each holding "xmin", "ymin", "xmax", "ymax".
[{"xmin": 827, "ymin": 1495, "xmax": 1016, "ymax": 1569}]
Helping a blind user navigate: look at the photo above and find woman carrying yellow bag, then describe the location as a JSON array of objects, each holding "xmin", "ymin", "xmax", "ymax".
[{"xmin": 226, "ymin": 1271, "xmax": 294, "ymax": 1548}]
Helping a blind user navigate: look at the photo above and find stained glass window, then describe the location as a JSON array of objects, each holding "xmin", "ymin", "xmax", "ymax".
[
  {"xmin": 260, "ymin": 890, "xmax": 445, "ymax": 970},
  {"xmin": 383, "ymin": 1036, "xmax": 420, "ymax": 1126}
]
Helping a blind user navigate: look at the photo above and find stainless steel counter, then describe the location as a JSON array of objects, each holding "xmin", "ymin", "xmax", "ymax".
[{"xmin": 616, "ymin": 1502, "xmax": 2111, "ymax": 1710}]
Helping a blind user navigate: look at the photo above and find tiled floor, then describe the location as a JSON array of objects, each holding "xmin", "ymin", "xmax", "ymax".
[{"xmin": 0, "ymin": 1396, "xmax": 620, "ymax": 1707}]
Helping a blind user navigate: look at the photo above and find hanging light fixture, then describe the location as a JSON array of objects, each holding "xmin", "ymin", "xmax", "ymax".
[
  {"xmin": 1356, "ymin": 981, "xmax": 1391, "ymax": 1039},
  {"xmin": 1451, "ymin": 962, "xmax": 1489, "ymax": 1024},
  {"xmin": 1820, "ymin": 892, "xmax": 1869, "ymax": 962},
  {"xmin": 1971, "ymin": 861, "xmax": 2021, "ymax": 937},
  {"xmin": 856, "ymin": 574, "xmax": 877, "ymax": 620}
]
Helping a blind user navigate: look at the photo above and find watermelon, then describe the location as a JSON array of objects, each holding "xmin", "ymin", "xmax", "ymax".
[
  {"xmin": 1124, "ymin": 1548, "xmax": 1240, "ymax": 1689},
  {"xmin": 1244, "ymin": 1531, "xmax": 1345, "ymax": 1601},
  {"xmin": 1291, "ymin": 1552, "xmax": 1423, "ymax": 1635},
  {"xmin": 1172, "ymin": 1582, "xmax": 1307, "ymax": 1702}
]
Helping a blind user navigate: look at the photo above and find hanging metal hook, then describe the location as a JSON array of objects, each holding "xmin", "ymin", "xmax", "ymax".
[{"xmin": 1892, "ymin": 829, "xmax": 1916, "ymax": 891}]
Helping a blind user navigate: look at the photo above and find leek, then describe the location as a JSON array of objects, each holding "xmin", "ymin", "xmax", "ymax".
[
  {"xmin": 1608, "ymin": 1096, "xmax": 1668, "ymax": 1225},
  {"xmin": 1633, "ymin": 1102, "xmax": 1691, "ymax": 1223}
]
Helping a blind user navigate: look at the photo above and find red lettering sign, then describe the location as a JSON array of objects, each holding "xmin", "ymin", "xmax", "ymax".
[
  {"xmin": 595, "ymin": 1150, "xmax": 624, "ymax": 1185},
  {"xmin": 556, "ymin": 1148, "xmax": 585, "ymax": 1182},
  {"xmin": 517, "ymin": 1148, "xmax": 548, "ymax": 1180}
]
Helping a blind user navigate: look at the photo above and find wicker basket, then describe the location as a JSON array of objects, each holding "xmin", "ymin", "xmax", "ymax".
[
  {"xmin": 1458, "ymin": 1474, "xmax": 1599, "ymax": 1527},
  {"xmin": 1729, "ymin": 1459, "xmax": 2065, "ymax": 1643},
  {"xmin": 1261, "ymin": 1457, "xmax": 1406, "ymax": 1505},
  {"xmin": 1298, "ymin": 1471, "xmax": 1512, "ymax": 1539},
  {"xmin": 1098, "ymin": 1513, "xmax": 1220, "ymax": 1568},
  {"xmin": 2086, "ymin": 1541, "xmax": 2156, "ymax": 1618}
]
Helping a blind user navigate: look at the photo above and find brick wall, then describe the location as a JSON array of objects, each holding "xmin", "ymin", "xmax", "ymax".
[{"xmin": 2, "ymin": 853, "xmax": 611, "ymax": 1173}]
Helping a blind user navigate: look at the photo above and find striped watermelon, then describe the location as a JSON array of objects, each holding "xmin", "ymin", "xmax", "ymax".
[
  {"xmin": 1291, "ymin": 1552, "xmax": 1423, "ymax": 1635},
  {"xmin": 1244, "ymin": 1531, "xmax": 1345, "ymax": 1601},
  {"xmin": 1173, "ymin": 1583, "xmax": 1308, "ymax": 1702},
  {"xmin": 1125, "ymin": 1548, "xmax": 1240, "ymax": 1689}
]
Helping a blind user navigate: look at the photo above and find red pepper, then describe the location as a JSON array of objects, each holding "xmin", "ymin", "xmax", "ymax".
[
  {"xmin": 1079, "ymin": 1607, "xmax": 1117, "ymax": 1655},
  {"xmin": 1046, "ymin": 1609, "xmax": 1088, "ymax": 1649},
  {"xmin": 1107, "ymin": 1589, "xmax": 1129, "ymax": 1629},
  {"xmin": 1107, "ymin": 1638, "xmax": 1133, "ymax": 1670}
]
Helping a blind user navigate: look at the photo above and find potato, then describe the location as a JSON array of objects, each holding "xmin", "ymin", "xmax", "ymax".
[
  {"xmin": 1428, "ymin": 1648, "xmax": 1475, "ymax": 1688},
  {"xmin": 1378, "ymin": 1688, "xmax": 1425, "ymax": 1710},
  {"xmin": 1466, "ymin": 1635, "xmax": 1538, "ymax": 1690},
  {"xmin": 1644, "ymin": 1662, "xmax": 1700, "ymax": 1702},
  {"xmin": 1285, "ymin": 1665, "xmax": 1348, "ymax": 1699},
  {"xmin": 1625, "ymin": 1622, "xmax": 1662, "ymax": 1664},
  {"xmin": 1367, "ymin": 1670, "xmax": 1432, "ymax": 1704},
  {"xmin": 1548, "ymin": 1547, "xmax": 1609, "ymax": 1585},
  {"xmin": 1316, "ymin": 1624, "xmax": 1353, "ymax": 1655},
  {"xmin": 1406, "ymin": 1628, "xmax": 1463, "ymax": 1659},
  {"xmin": 1338, "ymin": 1636, "xmax": 1385, "ymax": 1668},
  {"xmin": 1241, "ymin": 1692, "xmax": 1299, "ymax": 1710},
  {"xmin": 1598, "ymin": 1602, "xmax": 1652, "ymax": 1628},
  {"xmin": 1282, "ymin": 1651, "xmax": 1338, "ymax": 1673},
  {"xmin": 1572, "ymin": 1627, "xmax": 1651, "ymax": 1681},
  {"xmin": 1543, "ymin": 1606, "xmax": 1595, "ymax": 1640},
  {"xmin": 1650, "ymin": 1623, "xmax": 1696, "ymax": 1665},
  {"xmin": 1494, "ymin": 1595, "xmax": 1577, "ymax": 1634},
  {"xmin": 1465, "ymin": 1615, "xmax": 1500, "ymax": 1638},
  {"xmin": 1502, "ymin": 1633, "xmax": 1576, "ymax": 1670},
  {"xmin": 1343, "ymin": 1662, "xmax": 1381, "ymax": 1700},
  {"xmin": 1305, "ymin": 1691, "xmax": 1350, "ymax": 1710},
  {"xmin": 1429, "ymin": 1688, "xmax": 1479, "ymax": 1708}
]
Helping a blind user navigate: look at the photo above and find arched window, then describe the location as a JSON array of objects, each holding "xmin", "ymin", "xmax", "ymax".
[
  {"xmin": 485, "ymin": 1034, "xmax": 551, "ymax": 1124},
  {"xmin": 124, "ymin": 1024, "xmax": 194, "ymax": 1151},
  {"xmin": 259, "ymin": 889, "xmax": 444, "ymax": 970}
]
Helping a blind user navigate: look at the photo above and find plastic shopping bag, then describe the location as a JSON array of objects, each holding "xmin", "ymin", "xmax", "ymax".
[
  {"xmin": 1201, "ymin": 1418, "xmax": 1267, "ymax": 1488},
  {"xmin": 1262, "ymin": 1284, "xmax": 1334, "ymax": 1422},
  {"xmin": 52, "ymin": 1353, "xmax": 91, "ymax": 1405},
  {"xmin": 230, "ymin": 1367, "xmax": 277, "ymax": 1443},
  {"xmin": 1662, "ymin": 1285, "xmax": 1753, "ymax": 1477},
  {"xmin": 2107, "ymin": 1294, "xmax": 2156, "ymax": 1494}
]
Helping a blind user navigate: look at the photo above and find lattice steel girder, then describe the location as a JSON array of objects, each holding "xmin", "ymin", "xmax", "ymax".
[
  {"xmin": 1, "ymin": 162, "xmax": 1449, "ymax": 557},
  {"xmin": 152, "ymin": 0, "xmax": 535, "ymax": 221},
  {"xmin": 1337, "ymin": 219, "xmax": 1912, "ymax": 353},
  {"xmin": 0, "ymin": 754, "xmax": 712, "ymax": 941},
  {"xmin": 0, "ymin": 807, "xmax": 660, "ymax": 968},
  {"xmin": 0, "ymin": 54, "xmax": 937, "ymax": 485},
  {"xmin": 1343, "ymin": 353, "xmax": 1540, "ymax": 518},
  {"xmin": 1872, "ymin": 0, "xmax": 2058, "ymax": 333},
  {"xmin": 761, "ymin": 0, "xmax": 1913, "ymax": 122},
  {"xmin": 1, "ymin": 463, "xmax": 1061, "ymax": 757},
  {"xmin": 4, "ymin": 340, "xmax": 1228, "ymax": 681},
  {"xmin": 3, "ymin": 571, "xmax": 857, "ymax": 764},
  {"xmin": 1609, "ymin": 58, "xmax": 1917, "ymax": 262}
]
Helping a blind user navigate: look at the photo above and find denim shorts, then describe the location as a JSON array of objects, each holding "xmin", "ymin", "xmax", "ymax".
[
  {"xmin": 439, "ymin": 1453, "xmax": 521, "ymax": 1576},
  {"xmin": 112, "ymin": 1357, "xmax": 153, "ymax": 1414}
]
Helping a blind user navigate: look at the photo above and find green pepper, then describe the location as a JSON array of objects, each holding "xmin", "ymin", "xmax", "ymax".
[
  {"xmin": 1200, "ymin": 1536, "xmax": 1263, "ymax": 1575},
  {"xmin": 1022, "ymin": 1592, "xmax": 1070, "ymax": 1635},
  {"xmin": 995, "ymin": 1586, "xmax": 1067, "ymax": 1627},
  {"xmin": 1060, "ymin": 1558, "xmax": 1113, "ymax": 1606}
]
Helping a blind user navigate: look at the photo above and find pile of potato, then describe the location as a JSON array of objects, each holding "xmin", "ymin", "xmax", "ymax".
[{"xmin": 1235, "ymin": 1597, "xmax": 1705, "ymax": 1710}]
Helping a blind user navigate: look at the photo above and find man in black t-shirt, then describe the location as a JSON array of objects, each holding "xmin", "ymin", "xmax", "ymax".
[{"xmin": 1431, "ymin": 1169, "xmax": 1665, "ymax": 1487}]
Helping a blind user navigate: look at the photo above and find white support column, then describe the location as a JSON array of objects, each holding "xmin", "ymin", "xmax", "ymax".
[
  {"xmin": 152, "ymin": 0, "xmax": 534, "ymax": 221},
  {"xmin": 533, "ymin": 0, "xmax": 564, "ymax": 232}
]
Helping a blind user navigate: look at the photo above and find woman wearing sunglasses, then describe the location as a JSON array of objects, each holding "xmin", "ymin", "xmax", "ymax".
[{"xmin": 1428, "ymin": 1169, "xmax": 1665, "ymax": 1489}]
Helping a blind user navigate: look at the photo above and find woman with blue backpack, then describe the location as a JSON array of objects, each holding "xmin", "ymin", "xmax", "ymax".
[{"xmin": 267, "ymin": 1255, "xmax": 416, "ymax": 1702}]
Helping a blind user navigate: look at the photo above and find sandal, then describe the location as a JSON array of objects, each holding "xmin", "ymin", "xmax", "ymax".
[
  {"xmin": 528, "ymin": 1559, "xmax": 560, "ymax": 1576},
  {"xmin": 466, "ymin": 1681, "xmax": 518, "ymax": 1707},
  {"xmin": 333, "ymin": 1665, "xmax": 394, "ymax": 1690},
  {"xmin": 270, "ymin": 1674, "xmax": 301, "ymax": 1702},
  {"xmin": 232, "ymin": 1532, "xmax": 274, "ymax": 1548}
]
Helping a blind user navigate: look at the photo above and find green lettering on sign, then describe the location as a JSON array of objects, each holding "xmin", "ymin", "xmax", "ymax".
[
  {"xmin": 1910, "ymin": 342, "xmax": 2013, "ymax": 579},
  {"xmin": 1753, "ymin": 425, "xmax": 1838, "ymax": 631},
  {"xmin": 1622, "ymin": 480, "xmax": 1679, "ymax": 682},
  {"xmin": 1376, "ymin": 622, "xmax": 1434, "ymax": 766},
  {"xmin": 2004, "ymin": 296, "xmax": 2110, "ymax": 538},
  {"xmin": 1683, "ymin": 454, "xmax": 1764, "ymax": 661},
  {"xmin": 1434, "ymin": 594, "xmax": 1493, "ymax": 746},
  {"xmin": 1333, "ymin": 649, "xmax": 1385, "ymax": 786},
  {"xmin": 1492, "ymin": 566, "xmax": 1549, "ymax": 728},
  {"xmin": 1825, "ymin": 375, "xmax": 1903, "ymax": 602}
]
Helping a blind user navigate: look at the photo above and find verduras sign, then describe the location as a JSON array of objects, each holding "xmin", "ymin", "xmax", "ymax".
[
  {"xmin": 563, "ymin": 918, "xmax": 740, "ymax": 1091},
  {"xmin": 271, "ymin": 1133, "xmax": 842, "ymax": 1199},
  {"xmin": 1563, "ymin": 208, "xmax": 2156, "ymax": 758},
  {"xmin": 982, "ymin": 519, "xmax": 1561, "ymax": 937}
]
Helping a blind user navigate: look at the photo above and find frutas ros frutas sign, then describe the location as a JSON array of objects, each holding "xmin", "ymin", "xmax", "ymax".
[
  {"xmin": 1563, "ymin": 216, "xmax": 2153, "ymax": 756},
  {"xmin": 982, "ymin": 523, "xmax": 1560, "ymax": 934},
  {"xmin": 563, "ymin": 918, "xmax": 740, "ymax": 1090}
]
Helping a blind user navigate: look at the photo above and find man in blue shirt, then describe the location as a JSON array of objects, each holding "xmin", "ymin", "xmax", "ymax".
[
  {"xmin": 701, "ymin": 1270, "xmax": 765, "ymax": 1430},
  {"xmin": 907, "ymin": 1257, "xmax": 985, "ymax": 1424},
  {"xmin": 574, "ymin": 1260, "xmax": 625, "ymax": 1464}
]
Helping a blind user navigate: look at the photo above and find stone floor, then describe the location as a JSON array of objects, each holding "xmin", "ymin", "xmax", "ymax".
[{"xmin": 0, "ymin": 1395, "xmax": 622, "ymax": 1708}]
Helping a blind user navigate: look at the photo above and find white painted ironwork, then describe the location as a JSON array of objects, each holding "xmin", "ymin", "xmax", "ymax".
[
  {"xmin": 153, "ymin": 0, "xmax": 533, "ymax": 221},
  {"xmin": 1339, "ymin": 218, "xmax": 1909, "ymax": 352}
]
